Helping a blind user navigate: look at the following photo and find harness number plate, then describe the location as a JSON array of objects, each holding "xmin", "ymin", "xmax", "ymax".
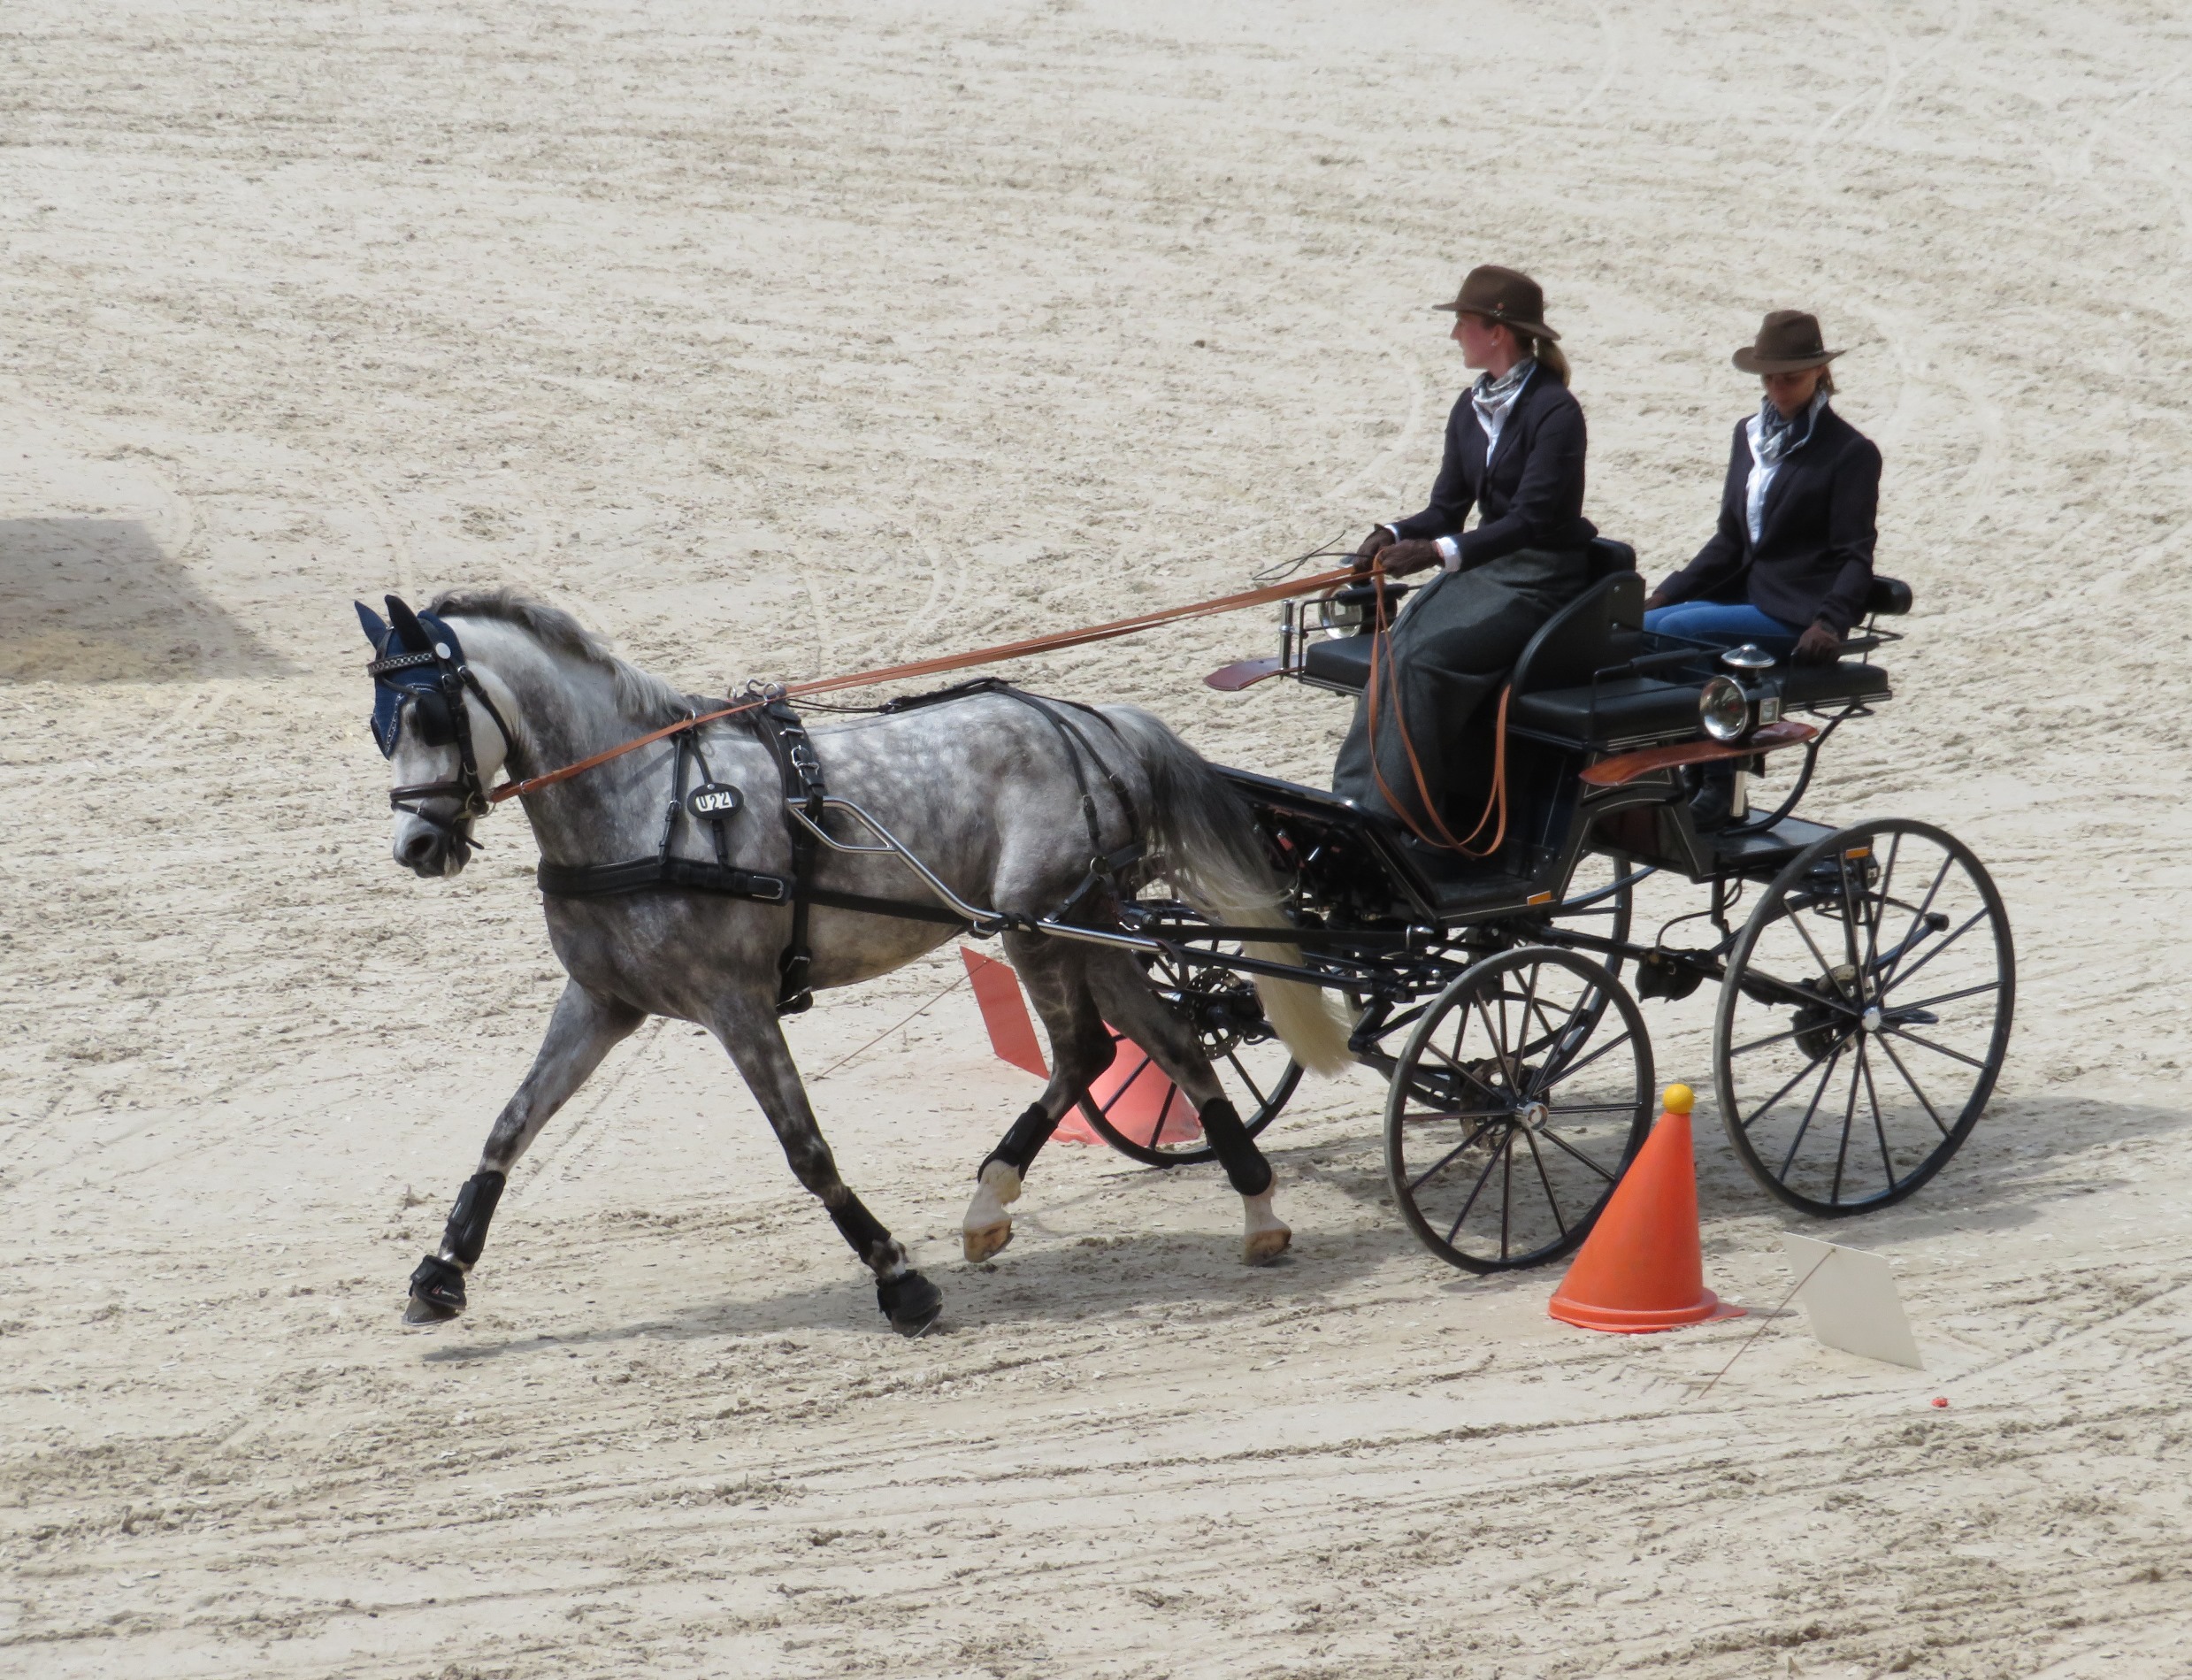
[{"xmin": 686, "ymin": 782, "xmax": 744, "ymax": 819}]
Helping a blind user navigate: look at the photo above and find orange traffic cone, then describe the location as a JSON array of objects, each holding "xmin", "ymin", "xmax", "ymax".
[{"xmin": 1548, "ymin": 1084, "xmax": 1744, "ymax": 1333}]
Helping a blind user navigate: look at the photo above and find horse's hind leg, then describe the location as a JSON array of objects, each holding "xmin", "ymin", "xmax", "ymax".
[
  {"xmin": 962, "ymin": 935, "xmax": 1118, "ymax": 1262},
  {"xmin": 1084, "ymin": 952, "xmax": 1291, "ymax": 1266},
  {"xmin": 707, "ymin": 995, "xmax": 942, "ymax": 1337},
  {"xmin": 406, "ymin": 981, "xmax": 646, "ymax": 1323}
]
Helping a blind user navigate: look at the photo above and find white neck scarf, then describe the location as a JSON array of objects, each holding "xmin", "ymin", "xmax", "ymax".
[{"xmin": 1471, "ymin": 358, "xmax": 1537, "ymax": 457}]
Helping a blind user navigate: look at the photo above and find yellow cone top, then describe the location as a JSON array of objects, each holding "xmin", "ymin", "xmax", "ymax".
[{"xmin": 1662, "ymin": 1083, "xmax": 1695, "ymax": 1115}]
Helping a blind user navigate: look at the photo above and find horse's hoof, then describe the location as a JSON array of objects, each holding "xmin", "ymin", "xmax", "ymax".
[
  {"xmin": 402, "ymin": 1294, "xmax": 459, "ymax": 1325},
  {"xmin": 877, "ymin": 1269, "xmax": 943, "ymax": 1338},
  {"xmin": 406, "ymin": 1254, "xmax": 467, "ymax": 1320},
  {"xmin": 1242, "ymin": 1189, "xmax": 1291, "ymax": 1266},
  {"xmin": 962, "ymin": 1220, "xmax": 1013, "ymax": 1263}
]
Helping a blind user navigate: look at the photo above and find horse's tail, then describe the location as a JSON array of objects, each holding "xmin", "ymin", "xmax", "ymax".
[{"xmin": 1102, "ymin": 707, "xmax": 1354, "ymax": 1078}]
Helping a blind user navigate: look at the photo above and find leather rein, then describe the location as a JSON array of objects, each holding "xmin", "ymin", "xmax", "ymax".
[{"xmin": 484, "ymin": 566, "xmax": 1359, "ymax": 807}]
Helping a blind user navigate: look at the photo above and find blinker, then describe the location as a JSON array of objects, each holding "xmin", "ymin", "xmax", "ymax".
[{"xmin": 358, "ymin": 595, "xmax": 471, "ymax": 759}]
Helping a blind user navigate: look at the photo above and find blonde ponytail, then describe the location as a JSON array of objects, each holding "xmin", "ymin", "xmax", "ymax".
[{"xmin": 1521, "ymin": 334, "xmax": 1570, "ymax": 387}]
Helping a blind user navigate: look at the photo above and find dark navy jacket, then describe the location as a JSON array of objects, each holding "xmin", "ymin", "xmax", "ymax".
[
  {"xmin": 1656, "ymin": 404, "xmax": 1882, "ymax": 635},
  {"xmin": 1391, "ymin": 370, "xmax": 1596, "ymax": 566}
]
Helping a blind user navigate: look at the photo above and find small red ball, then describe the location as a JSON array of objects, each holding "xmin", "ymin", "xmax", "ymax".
[{"xmin": 1930, "ymin": 1397, "xmax": 1949, "ymax": 1408}]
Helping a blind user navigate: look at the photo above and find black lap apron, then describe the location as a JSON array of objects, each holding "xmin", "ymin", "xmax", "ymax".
[{"xmin": 1330, "ymin": 545, "xmax": 1590, "ymax": 836}]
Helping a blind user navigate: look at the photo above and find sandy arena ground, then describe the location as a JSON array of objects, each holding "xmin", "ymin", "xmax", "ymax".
[{"xmin": 5, "ymin": 1, "xmax": 2192, "ymax": 1675}]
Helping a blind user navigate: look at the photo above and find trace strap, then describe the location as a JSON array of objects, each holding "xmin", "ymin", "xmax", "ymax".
[{"xmin": 487, "ymin": 565, "xmax": 1358, "ymax": 806}]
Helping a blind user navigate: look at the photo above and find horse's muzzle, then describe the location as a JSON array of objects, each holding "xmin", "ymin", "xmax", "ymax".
[{"xmin": 395, "ymin": 825, "xmax": 471, "ymax": 878}]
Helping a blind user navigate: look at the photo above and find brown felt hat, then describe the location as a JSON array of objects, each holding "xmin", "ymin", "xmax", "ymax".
[
  {"xmin": 1432, "ymin": 265, "xmax": 1560, "ymax": 341},
  {"xmin": 1732, "ymin": 310, "xmax": 1843, "ymax": 374}
]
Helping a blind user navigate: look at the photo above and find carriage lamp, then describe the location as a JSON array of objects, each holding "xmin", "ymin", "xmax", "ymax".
[
  {"xmin": 1720, "ymin": 643, "xmax": 1776, "ymax": 674},
  {"xmin": 1698, "ymin": 675, "xmax": 1752, "ymax": 744}
]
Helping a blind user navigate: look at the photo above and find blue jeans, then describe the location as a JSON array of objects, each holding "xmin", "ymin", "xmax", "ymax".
[{"xmin": 1643, "ymin": 600, "xmax": 1805, "ymax": 657}]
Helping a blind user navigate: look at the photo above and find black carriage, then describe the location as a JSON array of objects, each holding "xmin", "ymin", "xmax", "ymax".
[{"xmin": 1070, "ymin": 540, "xmax": 2014, "ymax": 1274}]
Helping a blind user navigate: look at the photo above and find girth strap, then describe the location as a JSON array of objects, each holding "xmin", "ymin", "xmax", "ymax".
[
  {"xmin": 747, "ymin": 693, "xmax": 829, "ymax": 1015},
  {"xmin": 533, "ymin": 854, "xmax": 970, "ymax": 926}
]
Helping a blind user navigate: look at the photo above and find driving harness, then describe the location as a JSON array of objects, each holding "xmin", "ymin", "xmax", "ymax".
[
  {"xmin": 532, "ymin": 679, "xmax": 1144, "ymax": 1016},
  {"xmin": 361, "ymin": 595, "xmax": 1145, "ymax": 1016}
]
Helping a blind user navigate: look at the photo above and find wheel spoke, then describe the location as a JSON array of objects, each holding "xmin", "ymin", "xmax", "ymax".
[
  {"xmin": 1879, "ymin": 908, "xmax": 1991, "ymax": 998},
  {"xmin": 1422, "ymin": 1039, "xmax": 1506, "ymax": 1103},
  {"xmin": 1146, "ymin": 1080, "xmax": 1178, "ymax": 1152},
  {"xmin": 1862, "ymin": 1039, "xmax": 1896, "ymax": 1191},
  {"xmin": 1888, "ymin": 978, "xmax": 2000, "ymax": 1016},
  {"xmin": 1880, "ymin": 854, "xmax": 1954, "ymax": 992},
  {"xmin": 1100, "ymin": 1052, "xmax": 1153, "ymax": 1116},
  {"xmin": 1533, "ymin": 1119, "xmax": 1622, "ymax": 1182},
  {"xmin": 1408, "ymin": 1119, "xmax": 1498, "ymax": 1194},
  {"xmin": 1829, "ymin": 1043, "xmax": 1864, "ymax": 1205},
  {"xmin": 1729, "ymin": 1020, "xmax": 1825, "ymax": 1058},
  {"xmin": 1782, "ymin": 901, "xmax": 1843, "ymax": 986},
  {"xmin": 1471, "ymin": 994, "xmax": 1513, "ymax": 1086},
  {"xmin": 1445, "ymin": 1131, "xmax": 1511, "ymax": 1247},
  {"xmin": 1224, "ymin": 1048, "xmax": 1269, "ymax": 1114},
  {"xmin": 1835, "ymin": 850, "xmax": 1866, "ymax": 977},
  {"xmin": 1517, "ymin": 962, "xmax": 1544, "ymax": 1064},
  {"xmin": 1874, "ymin": 1032, "xmax": 1951, "ymax": 1138},
  {"xmin": 1520, "ymin": 1124, "xmax": 1568, "ymax": 1238},
  {"xmin": 1499, "ymin": 1130, "xmax": 1514, "ymax": 1260},
  {"xmin": 1864, "ymin": 831, "xmax": 1903, "ymax": 979},
  {"xmin": 1533, "ymin": 1027, "xmax": 1633, "ymax": 1093},
  {"xmin": 1778, "ymin": 1041, "xmax": 1847, "ymax": 1180},
  {"xmin": 1884, "ymin": 1024, "xmax": 1988, "ymax": 1070},
  {"xmin": 1398, "ymin": 1107, "xmax": 1514, "ymax": 1124},
  {"xmin": 1739, "ymin": 1036, "xmax": 1850, "ymax": 1132},
  {"xmin": 1544, "ymin": 1101, "xmax": 1644, "ymax": 1116}
]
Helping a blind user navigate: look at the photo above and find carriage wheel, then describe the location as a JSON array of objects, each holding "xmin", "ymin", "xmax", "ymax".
[
  {"xmin": 1714, "ymin": 818, "xmax": 2014, "ymax": 1216},
  {"xmin": 1384, "ymin": 947, "xmax": 1653, "ymax": 1272},
  {"xmin": 1076, "ymin": 953, "xmax": 1305, "ymax": 1168}
]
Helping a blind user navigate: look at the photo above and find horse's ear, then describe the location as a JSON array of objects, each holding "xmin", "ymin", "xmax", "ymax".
[
  {"xmin": 384, "ymin": 594, "xmax": 430, "ymax": 651},
  {"xmin": 355, "ymin": 600, "xmax": 389, "ymax": 649}
]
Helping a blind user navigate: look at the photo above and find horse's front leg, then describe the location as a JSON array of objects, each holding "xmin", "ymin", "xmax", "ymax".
[
  {"xmin": 405, "ymin": 981, "xmax": 645, "ymax": 1323},
  {"xmin": 707, "ymin": 993, "xmax": 943, "ymax": 1338}
]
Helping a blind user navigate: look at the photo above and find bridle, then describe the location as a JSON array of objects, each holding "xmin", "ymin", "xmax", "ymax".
[{"xmin": 362, "ymin": 598, "xmax": 519, "ymax": 860}]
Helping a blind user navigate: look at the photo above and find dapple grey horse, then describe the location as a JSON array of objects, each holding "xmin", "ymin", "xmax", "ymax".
[{"xmin": 362, "ymin": 589, "xmax": 1350, "ymax": 1335}]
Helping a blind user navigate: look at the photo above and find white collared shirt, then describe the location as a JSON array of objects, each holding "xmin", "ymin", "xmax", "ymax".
[{"xmin": 1744, "ymin": 389, "xmax": 1829, "ymax": 546}]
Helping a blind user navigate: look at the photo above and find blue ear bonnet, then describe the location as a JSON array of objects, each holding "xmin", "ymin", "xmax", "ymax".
[{"xmin": 357, "ymin": 596, "xmax": 467, "ymax": 758}]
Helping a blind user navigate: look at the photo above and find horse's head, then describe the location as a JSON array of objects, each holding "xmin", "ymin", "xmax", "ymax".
[{"xmin": 357, "ymin": 595, "xmax": 515, "ymax": 878}]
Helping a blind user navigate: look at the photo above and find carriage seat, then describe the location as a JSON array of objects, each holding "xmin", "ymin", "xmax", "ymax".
[
  {"xmin": 1297, "ymin": 537, "xmax": 1639, "ymax": 693},
  {"xmin": 1867, "ymin": 575, "xmax": 1912, "ymax": 617}
]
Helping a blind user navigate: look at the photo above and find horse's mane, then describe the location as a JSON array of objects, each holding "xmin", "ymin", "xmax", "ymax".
[{"xmin": 431, "ymin": 588, "xmax": 691, "ymax": 726}]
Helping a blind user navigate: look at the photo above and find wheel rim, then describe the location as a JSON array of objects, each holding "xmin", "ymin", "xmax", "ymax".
[
  {"xmin": 1076, "ymin": 955, "xmax": 1303, "ymax": 1167},
  {"xmin": 1385, "ymin": 947, "xmax": 1653, "ymax": 1272},
  {"xmin": 1715, "ymin": 818, "xmax": 2015, "ymax": 1215}
]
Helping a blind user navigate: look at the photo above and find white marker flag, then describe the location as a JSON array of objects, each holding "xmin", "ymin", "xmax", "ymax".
[{"xmin": 1780, "ymin": 1234, "xmax": 1924, "ymax": 1370}]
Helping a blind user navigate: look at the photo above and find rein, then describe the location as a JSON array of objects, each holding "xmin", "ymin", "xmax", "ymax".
[
  {"xmin": 1363, "ymin": 560, "xmax": 1513, "ymax": 857},
  {"xmin": 487, "ymin": 566, "xmax": 1359, "ymax": 805}
]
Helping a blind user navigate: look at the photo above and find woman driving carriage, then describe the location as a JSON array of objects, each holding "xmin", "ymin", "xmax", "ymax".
[
  {"xmin": 1642, "ymin": 310, "xmax": 1880, "ymax": 663},
  {"xmin": 1331, "ymin": 265, "xmax": 1596, "ymax": 840}
]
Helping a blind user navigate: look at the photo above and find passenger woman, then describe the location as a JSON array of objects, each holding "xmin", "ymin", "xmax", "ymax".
[
  {"xmin": 1332, "ymin": 265, "xmax": 1597, "ymax": 841},
  {"xmin": 1644, "ymin": 310, "xmax": 1881, "ymax": 827},
  {"xmin": 1644, "ymin": 311, "xmax": 1880, "ymax": 663}
]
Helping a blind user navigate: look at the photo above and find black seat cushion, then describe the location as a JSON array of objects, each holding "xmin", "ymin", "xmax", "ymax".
[
  {"xmin": 1782, "ymin": 660, "xmax": 1890, "ymax": 709},
  {"xmin": 1508, "ymin": 676, "xmax": 1701, "ymax": 748},
  {"xmin": 1301, "ymin": 633, "xmax": 1378, "ymax": 690}
]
